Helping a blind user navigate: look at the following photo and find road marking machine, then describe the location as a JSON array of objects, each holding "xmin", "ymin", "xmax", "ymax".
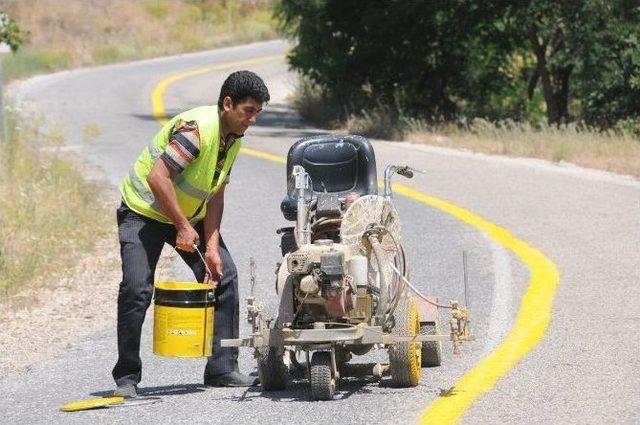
[{"xmin": 222, "ymin": 135, "xmax": 472, "ymax": 400}]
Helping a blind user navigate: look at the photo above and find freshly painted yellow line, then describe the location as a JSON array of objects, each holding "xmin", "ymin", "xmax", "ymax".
[
  {"xmin": 151, "ymin": 54, "xmax": 284, "ymax": 125},
  {"xmin": 391, "ymin": 184, "xmax": 560, "ymax": 424},
  {"xmin": 152, "ymin": 57, "xmax": 560, "ymax": 425}
]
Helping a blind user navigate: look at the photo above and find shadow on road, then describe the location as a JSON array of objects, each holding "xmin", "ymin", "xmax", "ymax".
[
  {"xmin": 91, "ymin": 383, "xmax": 206, "ymax": 398},
  {"xmin": 201, "ymin": 362, "xmax": 402, "ymax": 402},
  {"xmin": 128, "ymin": 103, "xmax": 318, "ymax": 131},
  {"xmin": 129, "ymin": 102, "xmax": 329, "ymax": 142}
]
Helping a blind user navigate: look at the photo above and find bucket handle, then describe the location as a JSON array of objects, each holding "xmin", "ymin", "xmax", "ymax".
[
  {"xmin": 169, "ymin": 244, "xmax": 216, "ymax": 284},
  {"xmin": 192, "ymin": 244, "xmax": 215, "ymax": 283}
]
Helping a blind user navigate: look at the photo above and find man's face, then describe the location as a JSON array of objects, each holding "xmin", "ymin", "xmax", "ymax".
[{"xmin": 223, "ymin": 96, "xmax": 263, "ymax": 135}]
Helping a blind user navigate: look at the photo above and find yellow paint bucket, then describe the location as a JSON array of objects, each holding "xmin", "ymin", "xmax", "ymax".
[{"xmin": 153, "ymin": 281, "xmax": 215, "ymax": 357}]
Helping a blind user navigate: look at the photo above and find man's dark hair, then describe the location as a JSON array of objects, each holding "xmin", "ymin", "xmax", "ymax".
[{"xmin": 218, "ymin": 70, "xmax": 270, "ymax": 110}]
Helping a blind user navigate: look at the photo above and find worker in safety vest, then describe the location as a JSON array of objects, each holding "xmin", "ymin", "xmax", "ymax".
[{"xmin": 112, "ymin": 71, "xmax": 270, "ymax": 398}]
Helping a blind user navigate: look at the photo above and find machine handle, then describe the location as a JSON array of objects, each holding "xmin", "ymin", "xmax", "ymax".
[{"xmin": 397, "ymin": 167, "xmax": 414, "ymax": 178}]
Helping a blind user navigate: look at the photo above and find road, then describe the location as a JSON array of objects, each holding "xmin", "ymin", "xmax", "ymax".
[{"xmin": 3, "ymin": 40, "xmax": 639, "ymax": 424}]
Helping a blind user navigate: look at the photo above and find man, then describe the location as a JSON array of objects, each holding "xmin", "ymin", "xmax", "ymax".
[{"xmin": 112, "ymin": 70, "xmax": 270, "ymax": 397}]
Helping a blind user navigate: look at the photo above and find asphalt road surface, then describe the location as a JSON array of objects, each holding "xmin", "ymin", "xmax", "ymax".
[{"xmin": 3, "ymin": 40, "xmax": 639, "ymax": 424}]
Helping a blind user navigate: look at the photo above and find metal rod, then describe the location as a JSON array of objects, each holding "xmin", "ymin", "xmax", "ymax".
[
  {"xmin": 463, "ymin": 250, "xmax": 469, "ymax": 308},
  {"xmin": 382, "ymin": 165, "xmax": 395, "ymax": 198},
  {"xmin": 293, "ymin": 166, "xmax": 311, "ymax": 245},
  {"xmin": 249, "ymin": 256, "xmax": 256, "ymax": 297}
]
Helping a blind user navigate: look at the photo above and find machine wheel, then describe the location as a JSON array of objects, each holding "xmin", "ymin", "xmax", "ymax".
[
  {"xmin": 420, "ymin": 321, "xmax": 443, "ymax": 367},
  {"xmin": 310, "ymin": 351, "xmax": 335, "ymax": 400},
  {"xmin": 389, "ymin": 298, "xmax": 422, "ymax": 387},
  {"xmin": 257, "ymin": 346, "xmax": 288, "ymax": 391}
]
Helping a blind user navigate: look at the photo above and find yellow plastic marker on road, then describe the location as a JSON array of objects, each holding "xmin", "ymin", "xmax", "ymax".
[
  {"xmin": 60, "ymin": 396, "xmax": 124, "ymax": 412},
  {"xmin": 152, "ymin": 55, "xmax": 560, "ymax": 424}
]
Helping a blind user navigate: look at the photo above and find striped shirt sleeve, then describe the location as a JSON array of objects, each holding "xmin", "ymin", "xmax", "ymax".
[{"xmin": 161, "ymin": 119, "xmax": 200, "ymax": 173}]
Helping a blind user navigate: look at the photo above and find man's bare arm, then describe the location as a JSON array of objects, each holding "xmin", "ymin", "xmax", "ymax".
[{"xmin": 147, "ymin": 159, "xmax": 199, "ymax": 251}]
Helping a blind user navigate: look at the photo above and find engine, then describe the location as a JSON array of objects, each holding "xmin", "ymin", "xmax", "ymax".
[{"xmin": 285, "ymin": 239, "xmax": 371, "ymax": 322}]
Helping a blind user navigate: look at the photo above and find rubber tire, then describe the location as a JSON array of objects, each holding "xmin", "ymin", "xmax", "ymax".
[
  {"xmin": 389, "ymin": 298, "xmax": 422, "ymax": 387},
  {"xmin": 257, "ymin": 346, "xmax": 288, "ymax": 391},
  {"xmin": 420, "ymin": 322, "xmax": 443, "ymax": 367},
  {"xmin": 310, "ymin": 351, "xmax": 335, "ymax": 400}
]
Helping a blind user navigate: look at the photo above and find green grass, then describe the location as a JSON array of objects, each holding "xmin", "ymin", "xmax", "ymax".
[{"xmin": 1, "ymin": 49, "xmax": 72, "ymax": 81}]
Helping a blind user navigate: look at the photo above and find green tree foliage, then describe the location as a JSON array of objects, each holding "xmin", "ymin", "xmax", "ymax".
[
  {"xmin": 505, "ymin": 1, "xmax": 640, "ymax": 125},
  {"xmin": 275, "ymin": 0, "xmax": 490, "ymax": 121},
  {"xmin": 275, "ymin": 0, "xmax": 640, "ymax": 128},
  {"xmin": 0, "ymin": 11, "xmax": 25, "ymax": 52}
]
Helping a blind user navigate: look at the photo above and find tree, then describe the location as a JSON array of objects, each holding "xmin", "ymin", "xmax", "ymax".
[
  {"xmin": 275, "ymin": 0, "xmax": 495, "ymax": 120},
  {"xmin": 503, "ymin": 1, "xmax": 640, "ymax": 126},
  {"xmin": 275, "ymin": 0, "xmax": 640, "ymax": 128},
  {"xmin": 0, "ymin": 12, "xmax": 24, "ymax": 53}
]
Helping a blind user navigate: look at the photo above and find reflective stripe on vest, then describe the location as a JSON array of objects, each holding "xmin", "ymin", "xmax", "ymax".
[
  {"xmin": 175, "ymin": 174, "xmax": 209, "ymax": 200},
  {"xmin": 148, "ymin": 140, "xmax": 162, "ymax": 159},
  {"xmin": 128, "ymin": 169, "xmax": 154, "ymax": 203}
]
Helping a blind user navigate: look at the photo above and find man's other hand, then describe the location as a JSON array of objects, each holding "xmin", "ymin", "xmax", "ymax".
[
  {"xmin": 176, "ymin": 224, "xmax": 199, "ymax": 252},
  {"xmin": 204, "ymin": 249, "xmax": 224, "ymax": 284}
]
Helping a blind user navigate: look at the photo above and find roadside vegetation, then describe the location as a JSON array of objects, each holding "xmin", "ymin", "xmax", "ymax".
[
  {"xmin": 0, "ymin": 0, "xmax": 277, "ymax": 81},
  {"xmin": 0, "ymin": 107, "xmax": 112, "ymax": 296},
  {"xmin": 279, "ymin": 1, "xmax": 640, "ymax": 177},
  {"xmin": 0, "ymin": 1, "xmax": 278, "ymax": 298},
  {"xmin": 294, "ymin": 79, "xmax": 640, "ymax": 177}
]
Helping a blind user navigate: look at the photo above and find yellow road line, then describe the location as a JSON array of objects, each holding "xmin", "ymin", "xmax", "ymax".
[
  {"xmin": 392, "ymin": 184, "xmax": 560, "ymax": 424},
  {"xmin": 240, "ymin": 146, "xmax": 287, "ymax": 164},
  {"xmin": 151, "ymin": 54, "xmax": 284, "ymax": 125},
  {"xmin": 152, "ymin": 57, "xmax": 560, "ymax": 425}
]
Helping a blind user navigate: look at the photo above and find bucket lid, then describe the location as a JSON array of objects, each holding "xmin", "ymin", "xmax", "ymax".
[
  {"xmin": 155, "ymin": 281, "xmax": 214, "ymax": 291},
  {"xmin": 59, "ymin": 396, "xmax": 124, "ymax": 412}
]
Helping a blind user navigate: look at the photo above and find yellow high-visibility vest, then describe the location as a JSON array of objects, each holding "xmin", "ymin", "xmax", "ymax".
[{"xmin": 120, "ymin": 105, "xmax": 241, "ymax": 223}]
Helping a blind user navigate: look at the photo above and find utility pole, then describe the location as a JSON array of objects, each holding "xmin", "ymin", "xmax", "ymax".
[{"xmin": 0, "ymin": 41, "xmax": 9, "ymax": 304}]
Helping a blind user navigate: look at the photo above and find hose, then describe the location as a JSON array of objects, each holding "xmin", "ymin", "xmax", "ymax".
[
  {"xmin": 375, "ymin": 227, "xmax": 407, "ymax": 325},
  {"xmin": 389, "ymin": 263, "xmax": 452, "ymax": 309},
  {"xmin": 369, "ymin": 235, "xmax": 389, "ymax": 325},
  {"xmin": 367, "ymin": 226, "xmax": 411, "ymax": 329}
]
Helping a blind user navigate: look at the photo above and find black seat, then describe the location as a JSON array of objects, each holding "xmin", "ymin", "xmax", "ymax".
[{"xmin": 280, "ymin": 135, "xmax": 377, "ymax": 220}]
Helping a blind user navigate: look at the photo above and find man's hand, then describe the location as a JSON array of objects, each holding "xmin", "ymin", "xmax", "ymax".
[
  {"xmin": 204, "ymin": 249, "xmax": 224, "ymax": 284},
  {"xmin": 176, "ymin": 224, "xmax": 199, "ymax": 252}
]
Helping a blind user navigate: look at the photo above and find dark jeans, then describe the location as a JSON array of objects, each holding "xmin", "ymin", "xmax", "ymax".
[{"xmin": 112, "ymin": 202, "xmax": 239, "ymax": 386}]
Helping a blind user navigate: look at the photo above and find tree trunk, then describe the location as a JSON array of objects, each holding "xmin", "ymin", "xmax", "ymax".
[
  {"xmin": 553, "ymin": 68, "xmax": 570, "ymax": 124},
  {"xmin": 529, "ymin": 27, "xmax": 572, "ymax": 125}
]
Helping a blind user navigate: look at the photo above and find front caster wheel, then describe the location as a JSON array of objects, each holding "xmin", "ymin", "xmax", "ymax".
[{"xmin": 309, "ymin": 351, "xmax": 335, "ymax": 400}]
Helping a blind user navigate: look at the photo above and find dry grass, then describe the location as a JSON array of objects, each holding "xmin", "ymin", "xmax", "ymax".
[
  {"xmin": 0, "ymin": 0, "xmax": 277, "ymax": 80},
  {"xmin": 0, "ymin": 106, "xmax": 113, "ymax": 296},
  {"xmin": 291, "ymin": 78, "xmax": 640, "ymax": 178},
  {"xmin": 0, "ymin": 236, "xmax": 120, "ymax": 375},
  {"xmin": 0, "ymin": 0, "xmax": 277, "ymax": 294},
  {"xmin": 405, "ymin": 119, "xmax": 640, "ymax": 178}
]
